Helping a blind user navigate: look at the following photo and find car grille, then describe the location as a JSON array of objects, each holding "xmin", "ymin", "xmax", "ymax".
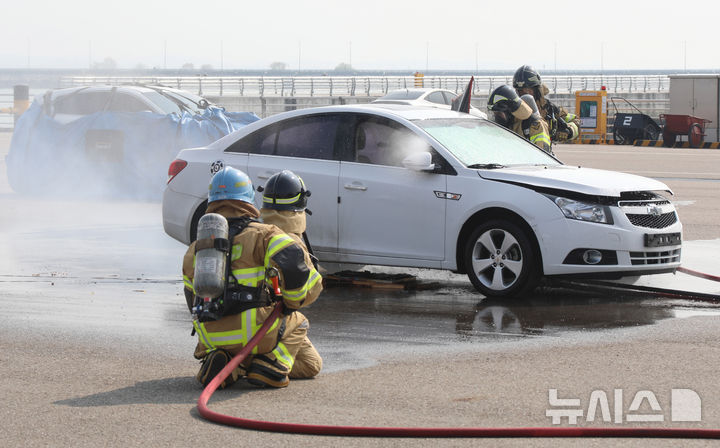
[
  {"xmin": 625, "ymin": 212, "xmax": 678, "ymax": 229},
  {"xmin": 618, "ymin": 199, "xmax": 678, "ymax": 229},
  {"xmin": 630, "ymin": 249, "xmax": 681, "ymax": 265}
]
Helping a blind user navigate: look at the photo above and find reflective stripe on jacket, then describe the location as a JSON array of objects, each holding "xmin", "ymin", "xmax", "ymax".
[
  {"xmin": 182, "ymin": 202, "xmax": 323, "ymax": 358},
  {"xmin": 183, "ymin": 222, "xmax": 322, "ymax": 309},
  {"xmin": 512, "ymin": 118, "xmax": 551, "ymax": 153},
  {"xmin": 192, "ymin": 307, "xmax": 280, "ymax": 356},
  {"xmin": 260, "ymin": 209, "xmax": 323, "ymax": 305}
]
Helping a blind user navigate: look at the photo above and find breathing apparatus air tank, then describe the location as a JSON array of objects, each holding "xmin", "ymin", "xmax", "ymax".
[{"xmin": 193, "ymin": 213, "xmax": 229, "ymax": 299}]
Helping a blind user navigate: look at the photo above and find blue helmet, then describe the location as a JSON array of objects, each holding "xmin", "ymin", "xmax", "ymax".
[{"xmin": 208, "ymin": 167, "xmax": 255, "ymax": 204}]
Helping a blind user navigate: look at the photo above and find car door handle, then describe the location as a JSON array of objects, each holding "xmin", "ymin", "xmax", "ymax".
[
  {"xmin": 257, "ymin": 171, "xmax": 274, "ymax": 180},
  {"xmin": 344, "ymin": 182, "xmax": 367, "ymax": 191}
]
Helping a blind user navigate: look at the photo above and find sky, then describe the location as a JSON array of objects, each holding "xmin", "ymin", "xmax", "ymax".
[{"xmin": 2, "ymin": 0, "xmax": 720, "ymax": 71}]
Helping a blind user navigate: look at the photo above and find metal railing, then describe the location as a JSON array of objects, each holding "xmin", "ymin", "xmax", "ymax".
[
  {"xmin": 0, "ymin": 88, "xmax": 50, "ymax": 131},
  {"xmin": 60, "ymin": 74, "xmax": 670, "ymax": 97},
  {"xmin": 0, "ymin": 91, "xmax": 13, "ymax": 130}
]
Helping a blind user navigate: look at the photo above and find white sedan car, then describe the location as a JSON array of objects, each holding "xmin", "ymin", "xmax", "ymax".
[
  {"xmin": 373, "ymin": 88, "xmax": 487, "ymax": 119},
  {"xmin": 163, "ymin": 104, "xmax": 682, "ymax": 297}
]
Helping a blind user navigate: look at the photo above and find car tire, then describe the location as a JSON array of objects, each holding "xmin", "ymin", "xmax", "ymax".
[
  {"xmin": 464, "ymin": 219, "xmax": 539, "ymax": 298},
  {"xmin": 189, "ymin": 200, "xmax": 208, "ymax": 242}
]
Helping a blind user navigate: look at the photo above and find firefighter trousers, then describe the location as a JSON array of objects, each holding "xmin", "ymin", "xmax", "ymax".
[{"xmin": 249, "ymin": 311, "xmax": 322, "ymax": 379}]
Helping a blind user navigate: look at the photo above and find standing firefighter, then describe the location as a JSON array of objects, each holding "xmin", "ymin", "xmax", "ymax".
[
  {"xmin": 488, "ymin": 84, "xmax": 552, "ymax": 153},
  {"xmin": 182, "ymin": 166, "xmax": 322, "ymax": 389},
  {"xmin": 512, "ymin": 65, "xmax": 580, "ymax": 143}
]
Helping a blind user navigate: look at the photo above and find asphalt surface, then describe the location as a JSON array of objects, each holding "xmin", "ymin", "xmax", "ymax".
[{"xmin": 2, "ymin": 134, "xmax": 720, "ymax": 447}]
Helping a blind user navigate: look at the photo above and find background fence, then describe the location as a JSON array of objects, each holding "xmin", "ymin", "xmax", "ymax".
[
  {"xmin": 60, "ymin": 74, "xmax": 670, "ymax": 120},
  {"xmin": 0, "ymin": 75, "xmax": 671, "ymax": 129},
  {"xmin": 60, "ymin": 74, "xmax": 670, "ymax": 97}
]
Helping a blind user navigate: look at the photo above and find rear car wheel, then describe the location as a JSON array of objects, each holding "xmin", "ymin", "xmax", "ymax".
[{"xmin": 464, "ymin": 220, "xmax": 539, "ymax": 297}]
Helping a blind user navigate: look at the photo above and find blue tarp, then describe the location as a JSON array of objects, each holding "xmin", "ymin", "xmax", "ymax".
[{"xmin": 6, "ymin": 100, "xmax": 259, "ymax": 199}]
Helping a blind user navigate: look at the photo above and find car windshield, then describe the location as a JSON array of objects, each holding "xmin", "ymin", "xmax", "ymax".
[
  {"xmin": 141, "ymin": 91, "xmax": 183, "ymax": 115},
  {"xmin": 415, "ymin": 118, "xmax": 561, "ymax": 167},
  {"xmin": 380, "ymin": 90, "xmax": 425, "ymax": 100},
  {"xmin": 161, "ymin": 90, "xmax": 205, "ymax": 114}
]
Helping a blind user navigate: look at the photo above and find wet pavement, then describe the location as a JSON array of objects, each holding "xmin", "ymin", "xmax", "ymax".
[
  {"xmin": 4, "ymin": 138, "xmax": 720, "ymax": 446},
  {"xmin": 1, "ymin": 193, "xmax": 719, "ymax": 374},
  {"xmin": 303, "ymin": 283, "xmax": 720, "ymax": 372},
  {"xmin": 1, "ymin": 136, "xmax": 719, "ymax": 375}
]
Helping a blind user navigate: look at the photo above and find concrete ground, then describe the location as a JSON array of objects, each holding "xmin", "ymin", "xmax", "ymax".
[{"xmin": 1, "ymin": 134, "xmax": 720, "ymax": 447}]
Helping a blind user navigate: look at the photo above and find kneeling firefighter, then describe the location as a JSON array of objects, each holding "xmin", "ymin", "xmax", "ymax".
[
  {"xmin": 257, "ymin": 169, "xmax": 322, "ymax": 379},
  {"xmin": 488, "ymin": 84, "xmax": 552, "ymax": 153},
  {"xmin": 258, "ymin": 170, "xmax": 317, "ymax": 265},
  {"xmin": 182, "ymin": 166, "xmax": 323, "ymax": 389}
]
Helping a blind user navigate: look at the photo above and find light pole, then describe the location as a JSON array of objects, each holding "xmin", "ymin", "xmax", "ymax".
[
  {"xmin": 425, "ymin": 41, "xmax": 429, "ymax": 72},
  {"xmin": 475, "ymin": 42, "xmax": 478, "ymax": 73}
]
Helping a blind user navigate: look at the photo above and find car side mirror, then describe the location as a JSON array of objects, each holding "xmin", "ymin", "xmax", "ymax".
[
  {"xmin": 198, "ymin": 99, "xmax": 210, "ymax": 109},
  {"xmin": 402, "ymin": 151, "xmax": 436, "ymax": 172}
]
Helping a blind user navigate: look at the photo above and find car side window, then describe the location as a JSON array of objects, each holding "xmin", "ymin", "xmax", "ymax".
[
  {"xmin": 426, "ymin": 91, "xmax": 446, "ymax": 105},
  {"xmin": 275, "ymin": 115, "xmax": 339, "ymax": 160},
  {"xmin": 53, "ymin": 91, "xmax": 112, "ymax": 115},
  {"xmin": 225, "ymin": 126, "xmax": 276, "ymax": 154},
  {"xmin": 108, "ymin": 93, "xmax": 153, "ymax": 113},
  {"xmin": 224, "ymin": 115, "xmax": 341, "ymax": 159},
  {"xmin": 354, "ymin": 117, "xmax": 432, "ymax": 167},
  {"xmin": 257, "ymin": 131, "xmax": 277, "ymax": 154},
  {"xmin": 442, "ymin": 92, "xmax": 458, "ymax": 105}
]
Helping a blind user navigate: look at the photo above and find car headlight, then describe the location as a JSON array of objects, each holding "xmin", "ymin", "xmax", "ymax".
[{"xmin": 544, "ymin": 194, "xmax": 613, "ymax": 224}]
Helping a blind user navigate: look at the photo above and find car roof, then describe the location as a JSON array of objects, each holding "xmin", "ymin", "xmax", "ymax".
[
  {"xmin": 47, "ymin": 85, "xmax": 159, "ymax": 98},
  {"xmin": 207, "ymin": 103, "xmax": 482, "ymax": 150},
  {"xmin": 384, "ymin": 88, "xmax": 452, "ymax": 94},
  {"xmin": 277, "ymin": 103, "xmax": 479, "ymax": 122},
  {"xmin": 375, "ymin": 88, "xmax": 455, "ymax": 100}
]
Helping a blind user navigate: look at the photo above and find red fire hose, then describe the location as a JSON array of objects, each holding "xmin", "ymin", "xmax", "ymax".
[
  {"xmin": 196, "ymin": 302, "xmax": 720, "ymax": 439},
  {"xmin": 678, "ymin": 266, "xmax": 720, "ymax": 283}
]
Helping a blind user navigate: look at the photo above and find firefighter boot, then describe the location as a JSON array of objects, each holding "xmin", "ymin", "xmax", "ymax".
[
  {"xmin": 196, "ymin": 349, "xmax": 241, "ymax": 389},
  {"xmin": 247, "ymin": 354, "xmax": 290, "ymax": 388}
]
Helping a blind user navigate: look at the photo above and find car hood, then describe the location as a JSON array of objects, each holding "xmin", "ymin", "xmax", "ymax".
[{"xmin": 477, "ymin": 165, "xmax": 672, "ymax": 197}]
